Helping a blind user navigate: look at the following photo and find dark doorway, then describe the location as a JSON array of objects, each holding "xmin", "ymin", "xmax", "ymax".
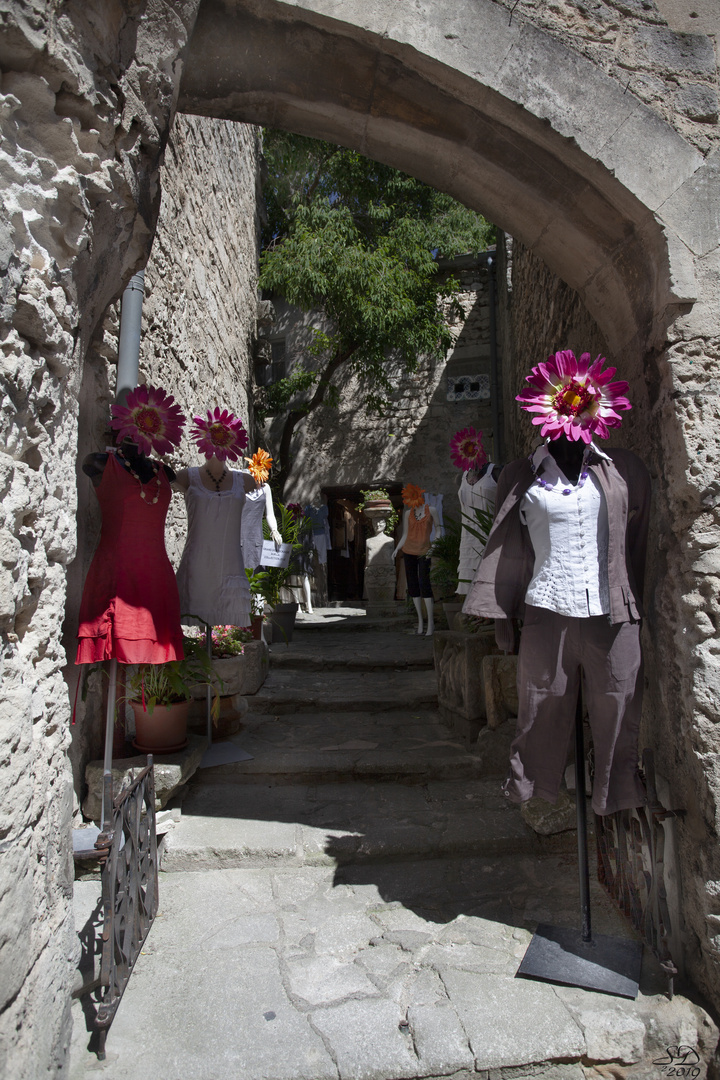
[{"xmin": 322, "ymin": 483, "xmax": 404, "ymax": 602}]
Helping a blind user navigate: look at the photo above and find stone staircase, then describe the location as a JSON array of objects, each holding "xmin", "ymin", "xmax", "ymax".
[{"xmin": 69, "ymin": 615, "xmax": 719, "ymax": 1080}]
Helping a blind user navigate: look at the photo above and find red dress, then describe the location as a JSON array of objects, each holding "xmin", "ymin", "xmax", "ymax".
[{"xmin": 76, "ymin": 453, "xmax": 184, "ymax": 665}]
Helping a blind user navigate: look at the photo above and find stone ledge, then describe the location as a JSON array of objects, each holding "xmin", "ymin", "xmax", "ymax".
[{"xmin": 82, "ymin": 734, "xmax": 208, "ymax": 822}]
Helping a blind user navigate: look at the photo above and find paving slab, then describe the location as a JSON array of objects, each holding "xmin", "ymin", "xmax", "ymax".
[
  {"xmin": 70, "ymin": 862, "xmax": 718, "ymax": 1080},
  {"xmin": 251, "ymin": 668, "xmax": 438, "ymax": 713}
]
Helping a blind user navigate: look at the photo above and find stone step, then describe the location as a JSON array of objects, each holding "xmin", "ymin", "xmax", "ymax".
[
  {"xmin": 193, "ymin": 709, "xmax": 492, "ymax": 785},
  {"xmin": 250, "ymin": 669, "xmax": 437, "ymax": 714},
  {"xmin": 160, "ymin": 779, "xmax": 562, "ymax": 872},
  {"xmin": 268, "ymin": 627, "xmax": 435, "ymax": 672}
]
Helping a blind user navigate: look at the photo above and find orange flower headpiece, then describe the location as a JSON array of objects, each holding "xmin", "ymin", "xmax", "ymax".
[
  {"xmin": 246, "ymin": 448, "xmax": 273, "ymax": 484},
  {"xmin": 402, "ymin": 483, "xmax": 425, "ymax": 508}
]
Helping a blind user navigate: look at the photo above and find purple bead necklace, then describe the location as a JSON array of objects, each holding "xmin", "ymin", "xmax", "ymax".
[{"xmin": 530, "ymin": 446, "xmax": 590, "ymax": 496}]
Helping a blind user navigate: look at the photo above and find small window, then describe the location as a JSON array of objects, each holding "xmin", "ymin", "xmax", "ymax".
[{"xmin": 270, "ymin": 339, "xmax": 286, "ymax": 382}]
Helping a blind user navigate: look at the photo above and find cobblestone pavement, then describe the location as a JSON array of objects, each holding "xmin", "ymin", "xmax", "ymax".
[{"xmin": 70, "ymin": 614, "xmax": 718, "ymax": 1080}]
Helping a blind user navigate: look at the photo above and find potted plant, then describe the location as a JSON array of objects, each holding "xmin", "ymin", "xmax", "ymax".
[
  {"xmin": 246, "ymin": 503, "xmax": 310, "ymax": 643},
  {"xmin": 124, "ymin": 634, "xmax": 218, "ymax": 752},
  {"xmin": 357, "ymin": 488, "xmax": 399, "ymax": 534},
  {"xmin": 430, "ymin": 507, "xmax": 494, "ymax": 628}
]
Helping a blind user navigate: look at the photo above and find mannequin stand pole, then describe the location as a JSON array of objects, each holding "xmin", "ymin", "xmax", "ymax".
[
  {"xmin": 205, "ymin": 624, "xmax": 213, "ymax": 747},
  {"xmin": 516, "ymin": 677, "xmax": 642, "ymax": 998},
  {"xmin": 100, "ymin": 658, "xmax": 118, "ymax": 830}
]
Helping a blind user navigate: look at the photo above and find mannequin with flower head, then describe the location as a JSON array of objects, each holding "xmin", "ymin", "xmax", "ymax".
[
  {"xmin": 174, "ymin": 407, "xmax": 267, "ymax": 629},
  {"xmin": 77, "ymin": 385, "xmax": 186, "ymax": 665},
  {"xmin": 450, "ymin": 427, "xmax": 501, "ymax": 595},
  {"xmin": 392, "ymin": 483, "xmax": 441, "ymax": 635},
  {"xmin": 463, "ymin": 349, "xmax": 650, "ymax": 818},
  {"xmin": 239, "ymin": 449, "xmax": 282, "ymax": 573}
]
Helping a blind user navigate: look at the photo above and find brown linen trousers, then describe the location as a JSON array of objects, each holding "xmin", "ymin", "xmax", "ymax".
[{"xmin": 463, "ymin": 448, "xmax": 652, "ymax": 816}]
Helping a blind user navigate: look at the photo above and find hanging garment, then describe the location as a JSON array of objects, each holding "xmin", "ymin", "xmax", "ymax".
[
  {"xmin": 176, "ymin": 467, "xmax": 251, "ymax": 627},
  {"xmin": 304, "ymin": 504, "xmax": 330, "ymax": 564},
  {"xmin": 240, "ymin": 483, "xmax": 270, "ymax": 570},
  {"xmin": 76, "ymin": 452, "xmax": 184, "ymax": 665},
  {"xmin": 457, "ymin": 467, "xmax": 497, "ymax": 595},
  {"xmin": 402, "ymin": 504, "xmax": 433, "ymax": 556},
  {"xmin": 423, "ymin": 491, "xmax": 444, "ymax": 542}
]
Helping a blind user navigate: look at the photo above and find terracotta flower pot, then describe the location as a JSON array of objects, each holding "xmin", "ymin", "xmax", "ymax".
[{"xmin": 131, "ymin": 699, "xmax": 190, "ymax": 753}]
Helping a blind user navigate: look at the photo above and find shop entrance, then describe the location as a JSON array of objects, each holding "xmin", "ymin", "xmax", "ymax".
[{"xmin": 322, "ymin": 483, "xmax": 404, "ymax": 603}]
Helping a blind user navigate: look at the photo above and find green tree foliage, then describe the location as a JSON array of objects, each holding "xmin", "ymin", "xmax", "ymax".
[{"xmin": 259, "ymin": 130, "xmax": 494, "ymax": 493}]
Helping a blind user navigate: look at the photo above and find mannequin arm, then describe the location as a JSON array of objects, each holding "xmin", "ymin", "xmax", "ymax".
[
  {"xmin": 429, "ymin": 505, "xmax": 441, "ymax": 532},
  {"xmin": 173, "ymin": 467, "xmax": 190, "ymax": 493},
  {"xmin": 495, "ymin": 618, "xmax": 516, "ymax": 654},
  {"xmin": 82, "ymin": 452, "xmax": 109, "ymax": 487},
  {"xmin": 263, "ymin": 484, "xmax": 282, "ymax": 547},
  {"xmin": 392, "ymin": 509, "xmax": 410, "ymax": 559}
]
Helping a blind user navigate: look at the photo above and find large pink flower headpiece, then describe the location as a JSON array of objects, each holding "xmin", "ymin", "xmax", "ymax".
[
  {"xmin": 110, "ymin": 384, "xmax": 185, "ymax": 456},
  {"xmin": 516, "ymin": 350, "xmax": 631, "ymax": 443},
  {"xmin": 190, "ymin": 407, "xmax": 249, "ymax": 462},
  {"xmin": 450, "ymin": 427, "xmax": 487, "ymax": 471}
]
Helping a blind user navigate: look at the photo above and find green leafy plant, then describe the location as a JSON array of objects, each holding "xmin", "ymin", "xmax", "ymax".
[
  {"xmin": 429, "ymin": 516, "xmax": 462, "ymax": 599},
  {"xmin": 357, "ymin": 488, "xmax": 399, "ymax": 534},
  {"xmin": 259, "ymin": 130, "xmax": 494, "ymax": 495},
  {"xmin": 246, "ymin": 502, "xmax": 311, "ymax": 609},
  {"xmin": 123, "ymin": 634, "xmax": 220, "ymax": 716}
]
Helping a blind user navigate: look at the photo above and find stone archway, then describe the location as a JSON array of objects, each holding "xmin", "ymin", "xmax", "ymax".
[{"xmin": 176, "ymin": 0, "xmax": 720, "ymax": 1010}]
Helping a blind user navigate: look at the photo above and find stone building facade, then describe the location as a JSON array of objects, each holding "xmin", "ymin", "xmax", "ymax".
[
  {"xmin": 266, "ymin": 255, "xmax": 499, "ymax": 504},
  {"xmin": 0, "ymin": 1, "xmax": 719, "ymax": 1074}
]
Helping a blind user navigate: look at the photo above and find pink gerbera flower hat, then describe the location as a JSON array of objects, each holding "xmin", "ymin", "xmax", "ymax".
[
  {"xmin": 109, "ymin": 385, "xmax": 185, "ymax": 456},
  {"xmin": 190, "ymin": 406, "xmax": 249, "ymax": 462},
  {"xmin": 450, "ymin": 427, "xmax": 488, "ymax": 471},
  {"xmin": 516, "ymin": 349, "xmax": 631, "ymax": 443}
]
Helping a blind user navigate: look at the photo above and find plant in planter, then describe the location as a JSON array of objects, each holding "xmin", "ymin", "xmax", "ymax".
[
  {"xmin": 357, "ymin": 488, "xmax": 399, "ymax": 534},
  {"xmin": 245, "ymin": 503, "xmax": 311, "ymax": 642},
  {"xmin": 124, "ymin": 634, "xmax": 219, "ymax": 752}
]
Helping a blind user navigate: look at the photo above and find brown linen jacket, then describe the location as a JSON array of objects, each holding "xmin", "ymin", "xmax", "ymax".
[{"xmin": 461, "ymin": 447, "xmax": 651, "ymax": 625}]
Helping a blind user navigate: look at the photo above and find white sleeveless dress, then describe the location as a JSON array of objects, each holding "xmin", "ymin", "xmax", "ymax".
[
  {"xmin": 457, "ymin": 467, "xmax": 497, "ymax": 595},
  {"xmin": 176, "ymin": 468, "xmax": 251, "ymax": 626},
  {"xmin": 240, "ymin": 483, "xmax": 271, "ymax": 570}
]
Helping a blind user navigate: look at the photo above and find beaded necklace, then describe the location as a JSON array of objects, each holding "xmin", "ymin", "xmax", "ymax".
[
  {"xmin": 530, "ymin": 446, "xmax": 590, "ymax": 496},
  {"xmin": 205, "ymin": 464, "xmax": 228, "ymax": 494},
  {"xmin": 116, "ymin": 448, "xmax": 161, "ymax": 503}
]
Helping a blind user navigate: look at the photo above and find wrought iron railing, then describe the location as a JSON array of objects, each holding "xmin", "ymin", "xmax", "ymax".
[
  {"xmin": 595, "ymin": 749, "xmax": 681, "ymax": 997},
  {"xmin": 76, "ymin": 759, "xmax": 159, "ymax": 1058}
]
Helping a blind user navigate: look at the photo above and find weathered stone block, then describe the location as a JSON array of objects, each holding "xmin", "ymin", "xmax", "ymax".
[
  {"xmin": 675, "ymin": 84, "xmax": 719, "ymax": 124},
  {"xmin": 482, "ymin": 654, "xmax": 519, "ymax": 729},
  {"xmin": 189, "ymin": 640, "xmax": 269, "ymax": 699},
  {"xmin": 82, "ymin": 735, "xmax": 207, "ymax": 822},
  {"xmin": 434, "ymin": 629, "xmax": 497, "ymax": 744}
]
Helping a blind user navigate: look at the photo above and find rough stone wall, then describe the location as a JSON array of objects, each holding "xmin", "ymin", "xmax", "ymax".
[
  {"xmin": 0, "ymin": 2, "xmax": 203, "ymax": 1075},
  {"xmin": 270, "ymin": 264, "xmax": 499, "ymax": 512},
  {"xmin": 63, "ymin": 113, "xmax": 261, "ymax": 816},
  {"xmin": 491, "ymin": 0, "xmax": 719, "ymax": 155}
]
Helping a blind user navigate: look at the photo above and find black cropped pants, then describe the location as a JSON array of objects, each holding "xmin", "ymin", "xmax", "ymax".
[{"xmin": 403, "ymin": 553, "xmax": 433, "ymax": 599}]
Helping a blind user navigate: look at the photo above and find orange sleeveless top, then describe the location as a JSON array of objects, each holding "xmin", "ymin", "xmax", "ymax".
[{"xmin": 403, "ymin": 504, "xmax": 433, "ymax": 556}]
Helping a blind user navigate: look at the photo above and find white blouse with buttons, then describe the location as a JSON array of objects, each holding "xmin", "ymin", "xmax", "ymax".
[{"xmin": 519, "ymin": 445, "xmax": 610, "ymax": 618}]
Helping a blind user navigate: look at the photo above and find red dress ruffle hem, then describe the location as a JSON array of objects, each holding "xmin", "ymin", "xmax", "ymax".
[{"xmin": 76, "ymin": 453, "xmax": 184, "ymax": 665}]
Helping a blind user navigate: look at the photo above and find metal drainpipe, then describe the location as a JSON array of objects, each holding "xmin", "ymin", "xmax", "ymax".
[
  {"xmin": 116, "ymin": 270, "xmax": 145, "ymax": 400},
  {"xmin": 486, "ymin": 254, "xmax": 503, "ymax": 464},
  {"xmin": 101, "ymin": 269, "xmax": 144, "ymax": 827}
]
